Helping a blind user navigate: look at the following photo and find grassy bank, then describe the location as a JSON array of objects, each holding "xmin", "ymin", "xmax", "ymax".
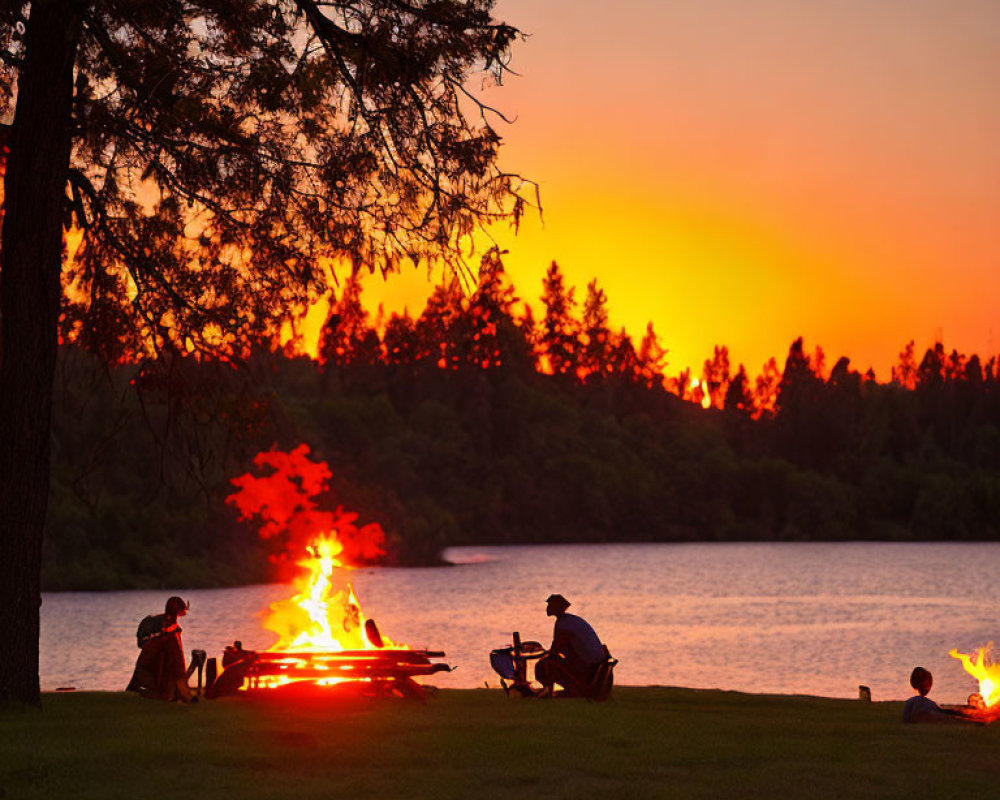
[{"xmin": 2, "ymin": 687, "xmax": 998, "ymax": 799}]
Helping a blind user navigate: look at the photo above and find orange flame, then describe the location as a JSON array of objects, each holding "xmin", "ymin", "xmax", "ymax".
[
  {"xmin": 250, "ymin": 533, "xmax": 406, "ymax": 690},
  {"xmin": 227, "ymin": 446, "xmax": 406, "ymax": 689},
  {"xmin": 950, "ymin": 644, "xmax": 1000, "ymax": 706},
  {"xmin": 264, "ymin": 533, "xmax": 402, "ymax": 653}
]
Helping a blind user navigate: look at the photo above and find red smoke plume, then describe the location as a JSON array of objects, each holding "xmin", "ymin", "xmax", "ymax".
[{"xmin": 228, "ymin": 444, "xmax": 386, "ymax": 572}]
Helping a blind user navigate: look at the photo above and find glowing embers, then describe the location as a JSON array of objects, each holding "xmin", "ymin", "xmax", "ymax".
[{"xmin": 950, "ymin": 644, "xmax": 1000, "ymax": 707}]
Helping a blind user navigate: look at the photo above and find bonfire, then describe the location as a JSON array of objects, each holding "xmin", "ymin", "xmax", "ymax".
[
  {"xmin": 950, "ymin": 643, "xmax": 1000, "ymax": 710},
  {"xmin": 205, "ymin": 446, "xmax": 450, "ymax": 699}
]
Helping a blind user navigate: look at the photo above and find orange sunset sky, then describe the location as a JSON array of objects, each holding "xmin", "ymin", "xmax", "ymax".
[{"xmin": 360, "ymin": 0, "xmax": 1000, "ymax": 380}]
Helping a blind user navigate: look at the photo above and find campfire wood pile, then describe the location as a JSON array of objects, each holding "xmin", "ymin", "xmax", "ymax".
[{"xmin": 206, "ymin": 642, "xmax": 452, "ymax": 701}]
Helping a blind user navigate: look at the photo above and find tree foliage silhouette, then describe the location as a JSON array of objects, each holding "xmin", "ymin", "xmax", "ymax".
[
  {"xmin": 0, "ymin": 0, "xmax": 529, "ymax": 707},
  {"xmin": 539, "ymin": 260, "xmax": 578, "ymax": 377},
  {"xmin": 580, "ymin": 278, "xmax": 611, "ymax": 379}
]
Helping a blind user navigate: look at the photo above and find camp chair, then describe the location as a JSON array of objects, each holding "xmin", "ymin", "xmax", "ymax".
[{"xmin": 490, "ymin": 631, "xmax": 546, "ymax": 696}]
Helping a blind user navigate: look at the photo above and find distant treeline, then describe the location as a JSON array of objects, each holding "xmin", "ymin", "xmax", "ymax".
[{"xmin": 44, "ymin": 258, "xmax": 1000, "ymax": 590}]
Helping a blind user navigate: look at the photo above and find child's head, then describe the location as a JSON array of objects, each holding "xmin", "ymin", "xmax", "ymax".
[{"xmin": 910, "ymin": 666, "xmax": 933, "ymax": 696}]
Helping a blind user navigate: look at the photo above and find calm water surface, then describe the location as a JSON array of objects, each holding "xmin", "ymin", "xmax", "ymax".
[{"xmin": 41, "ymin": 543, "xmax": 1000, "ymax": 703}]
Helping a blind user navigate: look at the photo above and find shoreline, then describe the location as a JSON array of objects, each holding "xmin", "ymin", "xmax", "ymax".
[{"xmin": 40, "ymin": 539, "xmax": 1000, "ymax": 593}]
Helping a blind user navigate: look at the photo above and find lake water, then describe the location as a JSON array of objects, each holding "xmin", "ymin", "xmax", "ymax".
[{"xmin": 40, "ymin": 542, "xmax": 1000, "ymax": 703}]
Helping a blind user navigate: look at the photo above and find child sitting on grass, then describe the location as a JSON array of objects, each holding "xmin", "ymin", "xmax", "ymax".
[{"xmin": 902, "ymin": 667, "xmax": 967, "ymax": 724}]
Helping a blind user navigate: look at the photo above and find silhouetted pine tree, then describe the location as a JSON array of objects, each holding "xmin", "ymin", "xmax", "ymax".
[{"xmin": 539, "ymin": 261, "xmax": 579, "ymax": 377}]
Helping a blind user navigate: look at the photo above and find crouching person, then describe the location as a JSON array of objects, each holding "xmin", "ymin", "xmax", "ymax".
[
  {"xmin": 126, "ymin": 596, "xmax": 197, "ymax": 702},
  {"xmin": 535, "ymin": 594, "xmax": 610, "ymax": 698}
]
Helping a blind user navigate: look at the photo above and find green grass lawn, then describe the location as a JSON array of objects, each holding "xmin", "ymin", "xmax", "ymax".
[{"xmin": 2, "ymin": 687, "xmax": 998, "ymax": 800}]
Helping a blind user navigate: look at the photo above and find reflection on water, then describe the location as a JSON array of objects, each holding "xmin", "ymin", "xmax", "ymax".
[{"xmin": 41, "ymin": 542, "xmax": 1000, "ymax": 702}]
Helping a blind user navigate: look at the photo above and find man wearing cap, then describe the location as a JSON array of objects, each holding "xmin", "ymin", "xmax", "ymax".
[
  {"xmin": 535, "ymin": 594, "xmax": 607, "ymax": 696},
  {"xmin": 126, "ymin": 596, "xmax": 196, "ymax": 702}
]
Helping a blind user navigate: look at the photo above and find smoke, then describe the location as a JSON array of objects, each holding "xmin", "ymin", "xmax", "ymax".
[{"xmin": 227, "ymin": 444, "xmax": 386, "ymax": 572}]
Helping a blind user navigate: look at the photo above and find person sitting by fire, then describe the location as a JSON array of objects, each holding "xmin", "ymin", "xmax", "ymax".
[
  {"xmin": 534, "ymin": 594, "xmax": 607, "ymax": 697},
  {"xmin": 126, "ymin": 596, "xmax": 200, "ymax": 703},
  {"xmin": 902, "ymin": 666, "xmax": 970, "ymax": 724}
]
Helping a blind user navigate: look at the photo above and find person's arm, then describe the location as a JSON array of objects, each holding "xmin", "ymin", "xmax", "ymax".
[
  {"xmin": 952, "ymin": 705, "xmax": 998, "ymax": 724},
  {"xmin": 913, "ymin": 702, "xmax": 975, "ymax": 724},
  {"xmin": 551, "ymin": 625, "xmax": 573, "ymax": 657}
]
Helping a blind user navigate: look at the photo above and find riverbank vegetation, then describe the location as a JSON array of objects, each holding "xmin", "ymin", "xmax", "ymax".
[
  {"xmin": 45, "ymin": 259, "xmax": 1000, "ymax": 590},
  {"xmin": 2, "ymin": 688, "xmax": 999, "ymax": 799}
]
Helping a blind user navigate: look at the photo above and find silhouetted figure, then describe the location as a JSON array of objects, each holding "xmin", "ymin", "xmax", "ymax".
[
  {"xmin": 535, "ymin": 594, "xmax": 607, "ymax": 697},
  {"xmin": 126, "ymin": 596, "xmax": 196, "ymax": 702},
  {"xmin": 902, "ymin": 667, "xmax": 964, "ymax": 724}
]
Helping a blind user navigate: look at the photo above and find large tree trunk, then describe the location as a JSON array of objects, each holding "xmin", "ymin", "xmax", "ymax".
[{"xmin": 0, "ymin": 0, "xmax": 82, "ymax": 708}]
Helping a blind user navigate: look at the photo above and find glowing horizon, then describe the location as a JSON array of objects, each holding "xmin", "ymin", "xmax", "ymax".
[{"xmin": 352, "ymin": 0, "xmax": 999, "ymax": 382}]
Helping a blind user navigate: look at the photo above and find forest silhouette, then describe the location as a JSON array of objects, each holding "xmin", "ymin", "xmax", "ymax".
[{"xmin": 44, "ymin": 254, "xmax": 1000, "ymax": 590}]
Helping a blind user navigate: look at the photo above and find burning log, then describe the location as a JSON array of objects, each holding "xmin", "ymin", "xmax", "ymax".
[
  {"xmin": 365, "ymin": 618, "xmax": 384, "ymax": 648},
  {"xmin": 206, "ymin": 641, "xmax": 453, "ymax": 700},
  {"xmin": 249, "ymin": 649, "xmax": 447, "ymax": 662}
]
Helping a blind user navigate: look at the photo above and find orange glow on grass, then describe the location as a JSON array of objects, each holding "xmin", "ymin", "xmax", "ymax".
[{"xmin": 950, "ymin": 645, "xmax": 1000, "ymax": 707}]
